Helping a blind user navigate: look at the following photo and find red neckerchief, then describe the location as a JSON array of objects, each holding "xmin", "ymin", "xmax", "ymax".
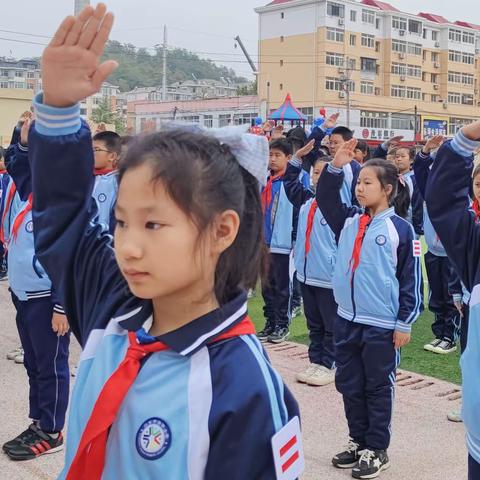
[
  {"xmin": 261, "ymin": 173, "xmax": 282, "ymax": 213},
  {"xmin": 65, "ymin": 316, "xmax": 256, "ymax": 480},
  {"xmin": 349, "ymin": 214, "xmax": 372, "ymax": 281},
  {"xmin": 94, "ymin": 168, "xmax": 115, "ymax": 176},
  {"xmin": 10, "ymin": 193, "xmax": 32, "ymax": 242},
  {"xmin": 473, "ymin": 199, "xmax": 480, "ymax": 222},
  {"xmin": 0, "ymin": 183, "xmax": 17, "ymax": 245},
  {"xmin": 305, "ymin": 200, "xmax": 318, "ymax": 256},
  {"xmin": 0, "ymin": 170, "xmax": 7, "ymax": 174}
]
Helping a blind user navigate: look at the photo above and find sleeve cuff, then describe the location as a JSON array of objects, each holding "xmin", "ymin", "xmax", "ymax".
[
  {"xmin": 53, "ymin": 304, "xmax": 66, "ymax": 315},
  {"xmin": 418, "ymin": 151, "xmax": 430, "ymax": 160},
  {"xmin": 33, "ymin": 92, "xmax": 81, "ymax": 137},
  {"xmin": 452, "ymin": 294, "xmax": 462, "ymax": 303},
  {"xmin": 17, "ymin": 143, "xmax": 28, "ymax": 153},
  {"xmin": 451, "ymin": 129, "xmax": 480, "ymax": 157},
  {"xmin": 327, "ymin": 163, "xmax": 343, "ymax": 175},
  {"xmin": 395, "ymin": 321, "xmax": 412, "ymax": 333},
  {"xmin": 289, "ymin": 157, "xmax": 302, "ymax": 168}
]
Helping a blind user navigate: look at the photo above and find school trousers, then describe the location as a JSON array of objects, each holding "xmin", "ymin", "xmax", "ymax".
[
  {"xmin": 334, "ymin": 320, "xmax": 399, "ymax": 451},
  {"xmin": 11, "ymin": 293, "xmax": 70, "ymax": 432},
  {"xmin": 424, "ymin": 251, "xmax": 461, "ymax": 342},
  {"xmin": 300, "ymin": 283, "xmax": 337, "ymax": 369},
  {"xmin": 469, "ymin": 455, "xmax": 480, "ymax": 480},
  {"xmin": 262, "ymin": 252, "xmax": 290, "ymax": 329}
]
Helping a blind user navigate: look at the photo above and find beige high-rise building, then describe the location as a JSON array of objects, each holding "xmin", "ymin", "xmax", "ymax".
[
  {"xmin": 74, "ymin": 0, "xmax": 90, "ymax": 15},
  {"xmin": 255, "ymin": 0, "xmax": 480, "ymax": 141}
]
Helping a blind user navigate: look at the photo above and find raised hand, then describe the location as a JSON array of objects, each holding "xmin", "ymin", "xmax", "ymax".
[
  {"xmin": 386, "ymin": 135, "xmax": 404, "ymax": 148},
  {"xmin": 42, "ymin": 3, "xmax": 118, "ymax": 108},
  {"xmin": 422, "ymin": 134, "xmax": 444, "ymax": 154},
  {"xmin": 20, "ymin": 112, "xmax": 33, "ymax": 146},
  {"xmin": 462, "ymin": 120, "xmax": 480, "ymax": 142},
  {"xmin": 332, "ymin": 138, "xmax": 358, "ymax": 168},
  {"xmin": 324, "ymin": 112, "xmax": 340, "ymax": 130},
  {"xmin": 295, "ymin": 139, "xmax": 315, "ymax": 160}
]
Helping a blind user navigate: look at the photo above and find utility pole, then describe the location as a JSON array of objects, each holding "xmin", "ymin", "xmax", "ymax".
[
  {"xmin": 234, "ymin": 36, "xmax": 257, "ymax": 74},
  {"xmin": 339, "ymin": 58, "xmax": 353, "ymax": 128},
  {"xmin": 162, "ymin": 25, "xmax": 168, "ymax": 101},
  {"xmin": 414, "ymin": 104, "xmax": 419, "ymax": 142}
]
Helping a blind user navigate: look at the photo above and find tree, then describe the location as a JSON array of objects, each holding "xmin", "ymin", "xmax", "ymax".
[{"xmin": 91, "ymin": 97, "xmax": 125, "ymax": 134}]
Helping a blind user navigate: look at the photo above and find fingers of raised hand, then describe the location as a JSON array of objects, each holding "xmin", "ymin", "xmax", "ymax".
[
  {"xmin": 64, "ymin": 6, "xmax": 95, "ymax": 46},
  {"xmin": 79, "ymin": 3, "xmax": 108, "ymax": 50}
]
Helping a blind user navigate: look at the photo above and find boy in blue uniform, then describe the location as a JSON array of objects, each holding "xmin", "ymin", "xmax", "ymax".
[
  {"xmin": 424, "ymin": 121, "xmax": 480, "ymax": 480},
  {"xmin": 28, "ymin": 6, "xmax": 301, "ymax": 478},
  {"xmin": 2, "ymin": 117, "xmax": 70, "ymax": 461}
]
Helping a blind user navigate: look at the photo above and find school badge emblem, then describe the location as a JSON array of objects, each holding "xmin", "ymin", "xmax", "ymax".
[{"xmin": 136, "ymin": 417, "xmax": 172, "ymax": 460}]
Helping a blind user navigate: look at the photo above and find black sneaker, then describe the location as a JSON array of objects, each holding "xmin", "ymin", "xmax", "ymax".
[
  {"xmin": 291, "ymin": 306, "xmax": 303, "ymax": 318},
  {"xmin": 6, "ymin": 425, "xmax": 63, "ymax": 461},
  {"xmin": 433, "ymin": 339, "xmax": 457, "ymax": 354},
  {"xmin": 257, "ymin": 324, "xmax": 275, "ymax": 342},
  {"xmin": 332, "ymin": 438, "xmax": 364, "ymax": 469},
  {"xmin": 268, "ymin": 327, "xmax": 290, "ymax": 344},
  {"xmin": 352, "ymin": 449, "xmax": 390, "ymax": 479},
  {"xmin": 2, "ymin": 423, "xmax": 38, "ymax": 452}
]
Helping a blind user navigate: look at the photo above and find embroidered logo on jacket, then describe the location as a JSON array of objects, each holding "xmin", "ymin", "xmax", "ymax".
[
  {"xmin": 375, "ymin": 235, "xmax": 387, "ymax": 246},
  {"xmin": 136, "ymin": 417, "xmax": 172, "ymax": 460},
  {"xmin": 25, "ymin": 221, "xmax": 33, "ymax": 233},
  {"xmin": 412, "ymin": 240, "xmax": 422, "ymax": 257},
  {"xmin": 98, "ymin": 193, "xmax": 107, "ymax": 203},
  {"xmin": 320, "ymin": 217, "xmax": 328, "ymax": 226}
]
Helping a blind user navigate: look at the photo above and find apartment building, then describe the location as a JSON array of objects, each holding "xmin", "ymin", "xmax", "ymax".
[
  {"xmin": 0, "ymin": 58, "xmax": 42, "ymax": 94},
  {"xmin": 255, "ymin": 0, "xmax": 480, "ymax": 140}
]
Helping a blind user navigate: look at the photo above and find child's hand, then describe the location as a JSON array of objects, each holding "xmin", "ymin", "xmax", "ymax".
[
  {"xmin": 20, "ymin": 113, "xmax": 32, "ymax": 146},
  {"xmin": 52, "ymin": 312, "xmax": 70, "ymax": 336},
  {"xmin": 454, "ymin": 300, "xmax": 464, "ymax": 319},
  {"xmin": 462, "ymin": 120, "xmax": 480, "ymax": 141},
  {"xmin": 332, "ymin": 138, "xmax": 357, "ymax": 168},
  {"xmin": 295, "ymin": 139, "xmax": 315, "ymax": 160},
  {"xmin": 393, "ymin": 330, "xmax": 411, "ymax": 349},
  {"xmin": 422, "ymin": 135, "xmax": 444, "ymax": 154},
  {"xmin": 385, "ymin": 135, "xmax": 404, "ymax": 148},
  {"xmin": 323, "ymin": 112, "xmax": 339, "ymax": 129},
  {"xmin": 42, "ymin": 3, "xmax": 118, "ymax": 108}
]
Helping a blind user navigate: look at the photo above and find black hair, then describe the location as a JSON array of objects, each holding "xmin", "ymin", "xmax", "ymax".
[
  {"xmin": 269, "ymin": 138, "xmax": 292, "ymax": 156},
  {"xmin": 120, "ymin": 135, "xmax": 133, "ymax": 146},
  {"xmin": 355, "ymin": 140, "xmax": 370, "ymax": 160},
  {"xmin": 313, "ymin": 156, "xmax": 330, "ymax": 167},
  {"xmin": 362, "ymin": 158, "xmax": 410, "ymax": 219},
  {"xmin": 93, "ymin": 131, "xmax": 121, "ymax": 155},
  {"xmin": 118, "ymin": 129, "xmax": 266, "ymax": 304},
  {"xmin": 331, "ymin": 126, "xmax": 354, "ymax": 141},
  {"xmin": 473, "ymin": 163, "xmax": 480, "ymax": 180},
  {"xmin": 286, "ymin": 126, "xmax": 307, "ymax": 153}
]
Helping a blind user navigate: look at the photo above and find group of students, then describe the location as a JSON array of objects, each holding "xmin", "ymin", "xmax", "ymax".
[
  {"xmin": 0, "ymin": 3, "xmax": 479, "ymax": 479},
  {"xmin": 0, "ymin": 110, "xmax": 123, "ymax": 462}
]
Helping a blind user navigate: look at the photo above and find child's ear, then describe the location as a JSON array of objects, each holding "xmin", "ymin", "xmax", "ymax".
[{"xmin": 211, "ymin": 210, "xmax": 240, "ymax": 255}]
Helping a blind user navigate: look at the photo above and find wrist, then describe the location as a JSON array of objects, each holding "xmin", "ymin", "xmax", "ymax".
[{"xmin": 43, "ymin": 92, "xmax": 76, "ymax": 109}]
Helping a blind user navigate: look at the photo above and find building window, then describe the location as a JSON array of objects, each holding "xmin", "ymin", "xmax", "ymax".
[
  {"xmin": 462, "ymin": 52, "xmax": 475, "ymax": 65},
  {"xmin": 462, "ymin": 73, "xmax": 474, "ymax": 86},
  {"xmin": 448, "ymin": 71, "xmax": 462, "ymax": 83},
  {"xmin": 203, "ymin": 115, "xmax": 213, "ymax": 127},
  {"xmin": 431, "ymin": 52, "xmax": 440, "ymax": 62},
  {"xmin": 462, "ymin": 93, "xmax": 474, "ymax": 105},
  {"xmin": 431, "ymin": 73, "xmax": 439, "ymax": 83},
  {"xmin": 361, "ymin": 57, "xmax": 377, "ymax": 73},
  {"xmin": 448, "ymin": 92, "xmax": 461, "ymax": 104},
  {"xmin": 280, "ymin": 36, "xmax": 284, "ymax": 43},
  {"xmin": 281, "ymin": 12, "xmax": 284, "ymax": 19},
  {"xmin": 327, "ymin": 2, "xmax": 345, "ymax": 18},
  {"xmin": 327, "ymin": 27, "xmax": 344, "ymax": 42},
  {"xmin": 391, "ymin": 62, "xmax": 406, "ymax": 75},
  {"xmin": 350, "ymin": 34, "xmax": 356, "ymax": 46},
  {"xmin": 350, "ymin": 10, "xmax": 357, "ymax": 22},
  {"xmin": 299, "ymin": 107, "xmax": 314, "ymax": 124},
  {"xmin": 449, "ymin": 29, "xmax": 462, "ymax": 42},
  {"xmin": 431, "ymin": 94, "xmax": 439, "ymax": 102},
  {"xmin": 219, "ymin": 114, "xmax": 231, "ymax": 127},
  {"xmin": 463, "ymin": 31, "xmax": 475, "ymax": 44},
  {"xmin": 392, "ymin": 16, "xmax": 407, "ymax": 31},
  {"xmin": 406, "ymin": 87, "xmax": 422, "ymax": 100},
  {"xmin": 432, "ymin": 30, "xmax": 439, "ymax": 41},
  {"xmin": 280, "ymin": 83, "xmax": 283, "ymax": 90},
  {"xmin": 0, "ymin": 81, "xmax": 8, "ymax": 88},
  {"xmin": 423, "ymin": 29, "xmax": 427, "ymax": 40},
  {"xmin": 406, "ymin": 65, "xmax": 422, "ymax": 78},
  {"xmin": 361, "ymin": 34, "xmax": 375, "ymax": 48},
  {"xmin": 14, "ymin": 82, "xmax": 25, "ymax": 89},
  {"xmin": 326, "ymin": 77, "xmax": 342, "ymax": 91},
  {"xmin": 391, "ymin": 113, "xmax": 414, "ymax": 130},
  {"xmin": 449, "ymin": 117, "xmax": 475, "ymax": 135},
  {"xmin": 362, "ymin": 9, "xmax": 375, "ymax": 24},
  {"xmin": 449, "ymin": 50, "xmax": 461, "ymax": 62},
  {"xmin": 360, "ymin": 111, "xmax": 389, "ymax": 129},
  {"xmin": 408, "ymin": 19, "xmax": 422, "ymax": 35},
  {"xmin": 392, "ymin": 39, "xmax": 407, "ymax": 53},
  {"xmin": 391, "ymin": 85, "xmax": 406, "ymax": 98},
  {"xmin": 361, "ymin": 81, "xmax": 374, "ymax": 94},
  {"xmin": 233, "ymin": 113, "xmax": 257, "ymax": 125},
  {"xmin": 326, "ymin": 52, "xmax": 345, "ymax": 66},
  {"xmin": 376, "ymin": 18, "xmax": 381, "ymax": 29},
  {"xmin": 280, "ymin": 59, "xmax": 284, "ymax": 66},
  {"xmin": 27, "ymin": 71, "xmax": 35, "ymax": 79},
  {"xmin": 407, "ymin": 43, "xmax": 422, "ymax": 55}
]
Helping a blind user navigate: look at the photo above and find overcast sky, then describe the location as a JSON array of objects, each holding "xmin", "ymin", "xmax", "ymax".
[{"xmin": 1, "ymin": 0, "xmax": 479, "ymax": 79}]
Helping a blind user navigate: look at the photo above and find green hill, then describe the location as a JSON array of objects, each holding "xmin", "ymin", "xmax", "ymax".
[{"xmin": 102, "ymin": 40, "xmax": 248, "ymax": 92}]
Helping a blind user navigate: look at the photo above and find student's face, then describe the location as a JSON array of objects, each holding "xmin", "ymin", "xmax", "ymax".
[
  {"xmin": 312, "ymin": 161, "xmax": 327, "ymax": 188},
  {"xmin": 93, "ymin": 140, "xmax": 117, "ymax": 170},
  {"xmin": 386, "ymin": 152, "xmax": 396, "ymax": 164},
  {"xmin": 354, "ymin": 148, "xmax": 366, "ymax": 164},
  {"xmin": 269, "ymin": 148, "xmax": 290, "ymax": 174},
  {"xmin": 355, "ymin": 167, "xmax": 391, "ymax": 210},
  {"xmin": 473, "ymin": 174, "xmax": 480, "ymax": 203},
  {"xmin": 395, "ymin": 149, "xmax": 412, "ymax": 174},
  {"xmin": 114, "ymin": 164, "xmax": 236, "ymax": 301},
  {"xmin": 328, "ymin": 134, "xmax": 345, "ymax": 155}
]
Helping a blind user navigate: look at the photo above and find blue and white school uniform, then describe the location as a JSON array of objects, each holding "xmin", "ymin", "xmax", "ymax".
[
  {"xmin": 316, "ymin": 163, "xmax": 422, "ymax": 450},
  {"xmin": 30, "ymin": 96, "xmax": 299, "ymax": 479},
  {"xmin": 6, "ymin": 142, "xmax": 69, "ymax": 433},
  {"xmin": 424, "ymin": 130, "xmax": 480, "ymax": 476},
  {"xmin": 93, "ymin": 171, "xmax": 118, "ymax": 232}
]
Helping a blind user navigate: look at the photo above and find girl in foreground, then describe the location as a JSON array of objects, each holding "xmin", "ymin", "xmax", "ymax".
[{"xmin": 30, "ymin": 5, "xmax": 299, "ymax": 479}]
